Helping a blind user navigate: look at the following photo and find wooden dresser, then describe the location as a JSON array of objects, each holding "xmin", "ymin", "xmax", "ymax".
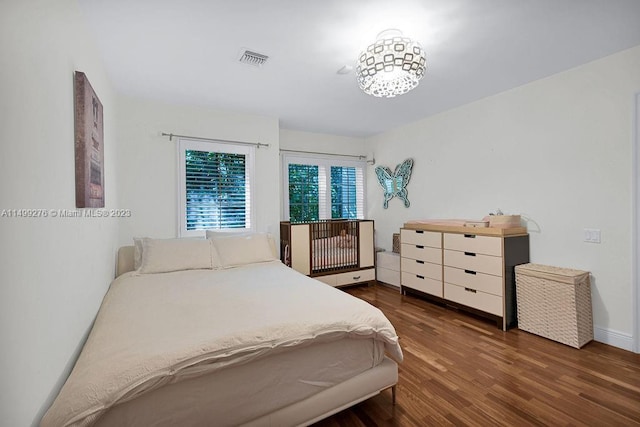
[{"xmin": 400, "ymin": 223, "xmax": 529, "ymax": 330}]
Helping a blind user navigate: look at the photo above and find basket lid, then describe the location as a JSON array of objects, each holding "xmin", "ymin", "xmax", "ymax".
[{"xmin": 515, "ymin": 263, "xmax": 590, "ymax": 285}]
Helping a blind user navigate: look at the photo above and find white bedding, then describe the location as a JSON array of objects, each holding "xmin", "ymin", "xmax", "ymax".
[
  {"xmin": 42, "ymin": 261, "xmax": 402, "ymax": 427},
  {"xmin": 311, "ymin": 236, "xmax": 358, "ymax": 270},
  {"xmin": 312, "ymin": 246, "xmax": 358, "ymax": 269},
  {"xmin": 95, "ymin": 338, "xmax": 383, "ymax": 426}
]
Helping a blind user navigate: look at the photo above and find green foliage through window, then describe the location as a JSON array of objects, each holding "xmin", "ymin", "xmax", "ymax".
[
  {"xmin": 185, "ymin": 150, "xmax": 246, "ymax": 230},
  {"xmin": 288, "ymin": 162, "xmax": 360, "ymax": 222},
  {"xmin": 331, "ymin": 166, "xmax": 357, "ymax": 219},
  {"xmin": 288, "ymin": 164, "xmax": 319, "ymax": 222}
]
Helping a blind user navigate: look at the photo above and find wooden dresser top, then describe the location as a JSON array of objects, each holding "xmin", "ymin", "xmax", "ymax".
[{"xmin": 403, "ymin": 222, "xmax": 528, "ymax": 237}]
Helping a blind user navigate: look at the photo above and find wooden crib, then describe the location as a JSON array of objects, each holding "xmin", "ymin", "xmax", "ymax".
[{"xmin": 280, "ymin": 220, "xmax": 376, "ymax": 287}]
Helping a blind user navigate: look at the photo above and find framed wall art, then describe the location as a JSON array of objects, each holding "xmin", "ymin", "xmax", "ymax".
[{"xmin": 74, "ymin": 71, "xmax": 104, "ymax": 208}]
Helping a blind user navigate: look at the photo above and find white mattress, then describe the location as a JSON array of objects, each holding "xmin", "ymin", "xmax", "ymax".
[{"xmin": 95, "ymin": 337, "xmax": 384, "ymax": 426}]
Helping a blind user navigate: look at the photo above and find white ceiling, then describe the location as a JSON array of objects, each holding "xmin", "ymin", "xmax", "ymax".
[{"xmin": 78, "ymin": 0, "xmax": 640, "ymax": 137}]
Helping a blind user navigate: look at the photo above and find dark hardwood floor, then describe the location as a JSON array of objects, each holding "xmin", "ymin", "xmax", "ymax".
[{"xmin": 314, "ymin": 283, "xmax": 640, "ymax": 426}]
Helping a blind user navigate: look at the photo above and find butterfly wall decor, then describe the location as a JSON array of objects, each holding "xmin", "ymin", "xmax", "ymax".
[{"xmin": 375, "ymin": 158, "xmax": 413, "ymax": 209}]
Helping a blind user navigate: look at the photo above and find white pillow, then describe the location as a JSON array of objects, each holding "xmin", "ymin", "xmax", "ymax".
[
  {"xmin": 133, "ymin": 237, "xmax": 143, "ymax": 270},
  {"xmin": 207, "ymin": 231, "xmax": 277, "ymax": 268},
  {"xmin": 138, "ymin": 237, "xmax": 215, "ymax": 274},
  {"xmin": 134, "ymin": 236, "xmax": 223, "ymax": 271},
  {"xmin": 206, "ymin": 230, "xmax": 278, "ymax": 259}
]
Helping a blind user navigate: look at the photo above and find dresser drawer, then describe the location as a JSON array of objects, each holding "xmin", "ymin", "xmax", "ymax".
[
  {"xmin": 377, "ymin": 267, "xmax": 400, "ymax": 287},
  {"xmin": 402, "ymin": 272, "xmax": 443, "ymax": 297},
  {"xmin": 443, "ymin": 266, "xmax": 503, "ymax": 296},
  {"xmin": 444, "ymin": 283, "xmax": 503, "ymax": 316},
  {"xmin": 401, "ymin": 258, "xmax": 442, "ymax": 280},
  {"xmin": 316, "ymin": 268, "xmax": 375, "ymax": 287},
  {"xmin": 443, "ymin": 249, "xmax": 503, "ymax": 276},
  {"xmin": 401, "ymin": 229, "xmax": 441, "ymax": 248},
  {"xmin": 401, "ymin": 244, "xmax": 441, "ymax": 264},
  {"xmin": 444, "ymin": 233, "xmax": 502, "ymax": 256},
  {"xmin": 377, "ymin": 251, "xmax": 400, "ymax": 271},
  {"xmin": 334, "ymin": 268, "xmax": 375, "ymax": 286}
]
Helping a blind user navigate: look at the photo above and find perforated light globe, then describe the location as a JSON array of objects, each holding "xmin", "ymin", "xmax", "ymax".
[{"xmin": 356, "ymin": 32, "xmax": 426, "ymax": 98}]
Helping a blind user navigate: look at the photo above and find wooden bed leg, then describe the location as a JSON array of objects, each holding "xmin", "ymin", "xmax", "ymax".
[{"xmin": 391, "ymin": 385, "xmax": 397, "ymax": 405}]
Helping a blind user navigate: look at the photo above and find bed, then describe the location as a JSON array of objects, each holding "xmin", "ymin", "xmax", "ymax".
[
  {"xmin": 280, "ymin": 220, "xmax": 376, "ymax": 287},
  {"xmin": 41, "ymin": 232, "xmax": 402, "ymax": 426}
]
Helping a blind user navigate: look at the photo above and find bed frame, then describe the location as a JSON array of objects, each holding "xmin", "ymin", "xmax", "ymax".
[
  {"xmin": 114, "ymin": 245, "xmax": 397, "ymax": 426},
  {"xmin": 243, "ymin": 357, "xmax": 396, "ymax": 426},
  {"xmin": 280, "ymin": 219, "xmax": 376, "ymax": 287}
]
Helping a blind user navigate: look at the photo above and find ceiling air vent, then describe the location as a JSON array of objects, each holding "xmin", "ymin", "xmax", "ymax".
[{"xmin": 238, "ymin": 49, "xmax": 269, "ymax": 67}]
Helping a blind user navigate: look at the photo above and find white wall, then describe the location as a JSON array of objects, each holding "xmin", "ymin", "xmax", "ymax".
[
  {"xmin": 368, "ymin": 45, "xmax": 640, "ymax": 349},
  {"xmin": 635, "ymin": 93, "xmax": 640, "ymax": 353},
  {"xmin": 116, "ymin": 96, "xmax": 280, "ymax": 244},
  {"xmin": 280, "ymin": 129, "xmax": 370, "ymax": 157},
  {"xmin": 0, "ymin": 1, "xmax": 119, "ymax": 425}
]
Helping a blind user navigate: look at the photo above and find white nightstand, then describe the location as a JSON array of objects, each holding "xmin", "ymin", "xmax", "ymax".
[{"xmin": 376, "ymin": 251, "xmax": 400, "ymax": 288}]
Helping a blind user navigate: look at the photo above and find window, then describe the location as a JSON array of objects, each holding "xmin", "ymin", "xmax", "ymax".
[
  {"xmin": 288, "ymin": 163, "xmax": 320, "ymax": 222},
  {"xmin": 178, "ymin": 139, "xmax": 254, "ymax": 236},
  {"xmin": 282, "ymin": 153, "xmax": 366, "ymax": 222},
  {"xmin": 331, "ymin": 166, "xmax": 359, "ymax": 219}
]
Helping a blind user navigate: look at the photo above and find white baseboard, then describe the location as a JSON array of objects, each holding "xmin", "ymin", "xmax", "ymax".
[{"xmin": 594, "ymin": 326, "xmax": 635, "ymax": 352}]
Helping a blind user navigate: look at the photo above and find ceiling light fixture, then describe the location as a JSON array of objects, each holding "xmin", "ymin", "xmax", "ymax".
[{"xmin": 356, "ymin": 29, "xmax": 426, "ymax": 98}]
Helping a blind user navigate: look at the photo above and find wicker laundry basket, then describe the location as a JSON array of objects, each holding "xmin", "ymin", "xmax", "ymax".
[
  {"xmin": 392, "ymin": 233, "xmax": 400, "ymax": 253},
  {"xmin": 515, "ymin": 263, "xmax": 593, "ymax": 348}
]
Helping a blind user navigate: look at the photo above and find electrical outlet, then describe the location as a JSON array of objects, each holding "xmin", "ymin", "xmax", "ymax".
[{"xmin": 584, "ymin": 228, "xmax": 601, "ymax": 243}]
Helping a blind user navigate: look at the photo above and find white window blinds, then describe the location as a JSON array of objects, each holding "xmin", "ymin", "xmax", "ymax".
[{"xmin": 178, "ymin": 139, "xmax": 254, "ymax": 236}]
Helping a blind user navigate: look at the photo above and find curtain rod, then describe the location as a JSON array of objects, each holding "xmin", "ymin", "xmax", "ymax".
[
  {"xmin": 161, "ymin": 132, "xmax": 270, "ymax": 148},
  {"xmin": 280, "ymin": 148, "xmax": 375, "ymax": 165}
]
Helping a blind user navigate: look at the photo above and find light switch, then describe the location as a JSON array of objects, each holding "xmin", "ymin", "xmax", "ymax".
[{"xmin": 584, "ymin": 228, "xmax": 601, "ymax": 243}]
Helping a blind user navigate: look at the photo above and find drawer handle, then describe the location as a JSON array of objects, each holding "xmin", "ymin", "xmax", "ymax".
[
  {"xmin": 415, "ymin": 245, "xmax": 424, "ymax": 249},
  {"xmin": 415, "ymin": 230, "xmax": 424, "ymax": 234},
  {"xmin": 464, "ymin": 287, "xmax": 477, "ymax": 293},
  {"xmin": 353, "ymin": 276, "xmax": 361, "ymax": 280},
  {"xmin": 416, "ymin": 260, "xmax": 424, "ymax": 264},
  {"xmin": 464, "ymin": 252, "xmax": 476, "ymax": 257},
  {"xmin": 464, "ymin": 270, "xmax": 477, "ymax": 275},
  {"xmin": 416, "ymin": 274, "xmax": 424, "ymax": 279},
  {"xmin": 463, "ymin": 234, "xmax": 476, "ymax": 238}
]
